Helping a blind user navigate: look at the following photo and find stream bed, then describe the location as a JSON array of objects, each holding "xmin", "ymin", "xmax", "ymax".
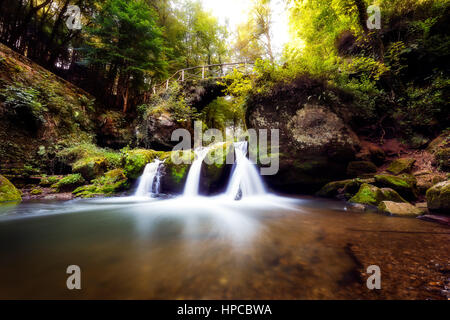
[{"xmin": 0, "ymin": 195, "xmax": 448, "ymax": 300}]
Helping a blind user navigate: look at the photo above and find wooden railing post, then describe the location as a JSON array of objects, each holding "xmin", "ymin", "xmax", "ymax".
[
  {"xmin": 202, "ymin": 66, "xmax": 205, "ymax": 79},
  {"xmin": 181, "ymin": 70, "xmax": 185, "ymax": 82},
  {"xmin": 166, "ymin": 79, "xmax": 169, "ymax": 90}
]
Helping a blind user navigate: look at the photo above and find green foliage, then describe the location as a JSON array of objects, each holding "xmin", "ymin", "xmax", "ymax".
[
  {"xmin": 57, "ymin": 142, "xmax": 122, "ymax": 171},
  {"xmin": 0, "ymin": 84, "xmax": 46, "ymax": 128},
  {"xmin": 141, "ymin": 82, "xmax": 197, "ymax": 122},
  {"xmin": 346, "ymin": 57, "xmax": 390, "ymax": 80},
  {"xmin": 73, "ymin": 169, "xmax": 129, "ymax": 198},
  {"xmin": 52, "ymin": 174, "xmax": 85, "ymax": 192}
]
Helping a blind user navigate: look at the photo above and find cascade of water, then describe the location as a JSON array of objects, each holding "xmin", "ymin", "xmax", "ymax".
[
  {"xmin": 225, "ymin": 141, "xmax": 266, "ymax": 200},
  {"xmin": 135, "ymin": 159, "xmax": 164, "ymax": 197},
  {"xmin": 183, "ymin": 147, "xmax": 210, "ymax": 197}
]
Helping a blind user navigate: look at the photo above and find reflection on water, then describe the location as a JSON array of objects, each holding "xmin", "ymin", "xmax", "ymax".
[{"xmin": 0, "ymin": 195, "xmax": 448, "ymax": 299}]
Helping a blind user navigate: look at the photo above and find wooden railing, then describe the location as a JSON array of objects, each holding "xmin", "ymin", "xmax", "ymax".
[{"xmin": 150, "ymin": 61, "xmax": 254, "ymax": 95}]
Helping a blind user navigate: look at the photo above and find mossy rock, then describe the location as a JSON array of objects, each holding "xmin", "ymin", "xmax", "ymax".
[
  {"xmin": 39, "ymin": 175, "xmax": 61, "ymax": 187},
  {"xmin": 52, "ymin": 174, "xmax": 85, "ymax": 192},
  {"xmin": 30, "ymin": 188, "xmax": 43, "ymax": 195},
  {"xmin": 316, "ymin": 179, "xmax": 354, "ymax": 198},
  {"xmin": 160, "ymin": 150, "xmax": 195, "ymax": 193},
  {"xmin": 386, "ymin": 158, "xmax": 416, "ymax": 175},
  {"xmin": 374, "ymin": 174, "xmax": 418, "ymax": 200},
  {"xmin": 122, "ymin": 149, "xmax": 161, "ymax": 179},
  {"xmin": 415, "ymin": 172, "xmax": 446, "ymax": 193},
  {"xmin": 0, "ymin": 174, "xmax": 22, "ymax": 203},
  {"xmin": 349, "ymin": 183, "xmax": 407, "ymax": 206},
  {"xmin": 426, "ymin": 181, "xmax": 450, "ymax": 214},
  {"xmin": 316, "ymin": 178, "xmax": 375, "ymax": 199},
  {"xmin": 435, "ymin": 148, "xmax": 450, "ymax": 172},
  {"xmin": 378, "ymin": 201, "xmax": 424, "ymax": 217},
  {"xmin": 346, "ymin": 161, "xmax": 377, "ymax": 177},
  {"xmin": 72, "ymin": 157, "xmax": 108, "ymax": 181},
  {"xmin": 202, "ymin": 143, "xmax": 233, "ymax": 194},
  {"xmin": 73, "ymin": 169, "xmax": 129, "ymax": 198}
]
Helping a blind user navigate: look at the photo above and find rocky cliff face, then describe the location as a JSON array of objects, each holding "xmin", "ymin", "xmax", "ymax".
[{"xmin": 246, "ymin": 78, "xmax": 361, "ymax": 192}]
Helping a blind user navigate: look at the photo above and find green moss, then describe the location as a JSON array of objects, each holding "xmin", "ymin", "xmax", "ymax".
[
  {"xmin": 349, "ymin": 183, "xmax": 407, "ymax": 206},
  {"xmin": 386, "ymin": 158, "xmax": 416, "ymax": 175},
  {"xmin": 73, "ymin": 169, "xmax": 129, "ymax": 198},
  {"xmin": 30, "ymin": 188, "xmax": 43, "ymax": 195},
  {"xmin": 0, "ymin": 175, "xmax": 22, "ymax": 203},
  {"xmin": 374, "ymin": 174, "xmax": 418, "ymax": 200},
  {"xmin": 72, "ymin": 156, "xmax": 107, "ymax": 181},
  {"xmin": 122, "ymin": 149, "xmax": 160, "ymax": 179},
  {"xmin": 40, "ymin": 176, "xmax": 61, "ymax": 187},
  {"xmin": 316, "ymin": 179, "xmax": 354, "ymax": 197},
  {"xmin": 349, "ymin": 184, "xmax": 384, "ymax": 206},
  {"xmin": 52, "ymin": 174, "xmax": 85, "ymax": 192}
]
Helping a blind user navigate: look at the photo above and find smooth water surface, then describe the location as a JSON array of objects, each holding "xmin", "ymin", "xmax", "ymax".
[{"xmin": 0, "ymin": 196, "xmax": 448, "ymax": 300}]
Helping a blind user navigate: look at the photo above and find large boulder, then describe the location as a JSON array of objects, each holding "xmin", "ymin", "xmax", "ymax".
[
  {"xmin": 136, "ymin": 112, "xmax": 190, "ymax": 151},
  {"xmin": 378, "ymin": 201, "xmax": 424, "ymax": 217},
  {"xmin": 247, "ymin": 103, "xmax": 360, "ymax": 192},
  {"xmin": 426, "ymin": 181, "xmax": 450, "ymax": 213},
  {"xmin": 349, "ymin": 183, "xmax": 406, "ymax": 206},
  {"xmin": 0, "ymin": 174, "xmax": 22, "ymax": 203}
]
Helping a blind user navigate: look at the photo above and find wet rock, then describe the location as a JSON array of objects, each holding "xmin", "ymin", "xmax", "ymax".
[
  {"xmin": 426, "ymin": 181, "xmax": 450, "ymax": 213},
  {"xmin": 374, "ymin": 174, "xmax": 419, "ymax": 200},
  {"xmin": 346, "ymin": 161, "xmax": 377, "ymax": 177},
  {"xmin": 0, "ymin": 174, "xmax": 22, "ymax": 203},
  {"xmin": 378, "ymin": 201, "xmax": 424, "ymax": 217},
  {"xmin": 160, "ymin": 150, "xmax": 195, "ymax": 193},
  {"xmin": 387, "ymin": 158, "xmax": 416, "ymax": 175},
  {"xmin": 418, "ymin": 215, "xmax": 450, "ymax": 226},
  {"xmin": 349, "ymin": 183, "xmax": 406, "ymax": 206},
  {"xmin": 316, "ymin": 178, "xmax": 374, "ymax": 199}
]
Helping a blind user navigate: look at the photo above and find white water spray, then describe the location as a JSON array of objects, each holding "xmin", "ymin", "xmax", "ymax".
[
  {"xmin": 183, "ymin": 147, "xmax": 210, "ymax": 197},
  {"xmin": 135, "ymin": 159, "xmax": 164, "ymax": 197},
  {"xmin": 226, "ymin": 141, "xmax": 266, "ymax": 200}
]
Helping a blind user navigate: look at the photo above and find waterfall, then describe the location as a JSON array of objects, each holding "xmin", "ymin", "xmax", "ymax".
[
  {"xmin": 135, "ymin": 159, "xmax": 164, "ymax": 197},
  {"xmin": 183, "ymin": 147, "xmax": 210, "ymax": 197},
  {"xmin": 226, "ymin": 141, "xmax": 266, "ymax": 200}
]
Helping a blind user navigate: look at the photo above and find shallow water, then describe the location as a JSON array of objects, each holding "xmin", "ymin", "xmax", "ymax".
[{"xmin": 0, "ymin": 195, "xmax": 448, "ymax": 300}]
